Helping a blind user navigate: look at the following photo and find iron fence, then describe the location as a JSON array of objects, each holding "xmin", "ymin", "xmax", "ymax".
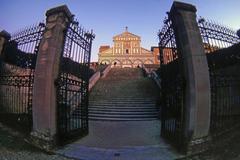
[
  {"xmin": 57, "ymin": 19, "xmax": 95, "ymax": 143},
  {"xmin": 158, "ymin": 16, "xmax": 185, "ymax": 149},
  {"xmin": 210, "ymin": 74, "xmax": 240, "ymax": 135},
  {"xmin": 198, "ymin": 17, "xmax": 240, "ymax": 53},
  {"xmin": 198, "ymin": 17, "xmax": 240, "ymax": 136},
  {"xmin": 0, "ymin": 22, "xmax": 45, "ymax": 133}
]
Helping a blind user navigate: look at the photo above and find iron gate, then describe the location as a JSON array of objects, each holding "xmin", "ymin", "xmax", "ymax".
[
  {"xmin": 57, "ymin": 20, "xmax": 95, "ymax": 143},
  {"xmin": 0, "ymin": 23, "xmax": 45, "ymax": 133},
  {"xmin": 158, "ymin": 16, "xmax": 185, "ymax": 149},
  {"xmin": 198, "ymin": 18, "xmax": 240, "ymax": 136}
]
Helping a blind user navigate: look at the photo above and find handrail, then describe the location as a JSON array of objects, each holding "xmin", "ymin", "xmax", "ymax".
[{"xmin": 151, "ymin": 71, "xmax": 161, "ymax": 89}]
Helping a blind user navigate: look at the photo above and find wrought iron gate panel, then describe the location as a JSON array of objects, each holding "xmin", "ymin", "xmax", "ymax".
[
  {"xmin": 0, "ymin": 23, "xmax": 45, "ymax": 133},
  {"xmin": 198, "ymin": 17, "xmax": 240, "ymax": 136},
  {"xmin": 158, "ymin": 16, "xmax": 185, "ymax": 148},
  {"xmin": 57, "ymin": 20, "xmax": 94, "ymax": 143},
  {"xmin": 198, "ymin": 17, "xmax": 240, "ymax": 53}
]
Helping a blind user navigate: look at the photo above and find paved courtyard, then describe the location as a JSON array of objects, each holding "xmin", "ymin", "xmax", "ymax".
[{"xmin": 56, "ymin": 120, "xmax": 182, "ymax": 160}]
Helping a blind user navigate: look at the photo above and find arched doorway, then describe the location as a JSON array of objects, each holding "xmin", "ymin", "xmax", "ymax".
[
  {"xmin": 122, "ymin": 59, "xmax": 133, "ymax": 68},
  {"xmin": 111, "ymin": 59, "xmax": 122, "ymax": 67},
  {"xmin": 100, "ymin": 59, "xmax": 110, "ymax": 65},
  {"xmin": 133, "ymin": 59, "xmax": 143, "ymax": 68}
]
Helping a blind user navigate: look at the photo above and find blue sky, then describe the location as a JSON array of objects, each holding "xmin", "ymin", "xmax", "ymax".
[{"xmin": 1, "ymin": 0, "xmax": 240, "ymax": 61}]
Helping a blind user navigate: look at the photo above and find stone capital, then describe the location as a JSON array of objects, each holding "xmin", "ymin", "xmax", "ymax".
[
  {"xmin": 170, "ymin": 1, "xmax": 197, "ymax": 14},
  {"xmin": 46, "ymin": 5, "xmax": 73, "ymax": 22}
]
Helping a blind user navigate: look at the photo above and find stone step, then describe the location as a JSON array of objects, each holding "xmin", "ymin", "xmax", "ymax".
[
  {"xmin": 89, "ymin": 117, "xmax": 158, "ymax": 121},
  {"xmin": 91, "ymin": 99, "xmax": 156, "ymax": 101},
  {"xmin": 88, "ymin": 105, "xmax": 158, "ymax": 110},
  {"xmin": 89, "ymin": 102, "xmax": 156, "ymax": 105},
  {"xmin": 90, "ymin": 97, "xmax": 158, "ymax": 100},
  {"xmin": 89, "ymin": 114, "xmax": 159, "ymax": 120},
  {"xmin": 90, "ymin": 98, "xmax": 158, "ymax": 101},
  {"xmin": 89, "ymin": 108, "xmax": 159, "ymax": 112},
  {"xmin": 89, "ymin": 110, "xmax": 159, "ymax": 115},
  {"xmin": 90, "ymin": 97, "xmax": 156, "ymax": 100},
  {"xmin": 89, "ymin": 110, "xmax": 158, "ymax": 114},
  {"xmin": 87, "ymin": 68, "xmax": 160, "ymax": 121},
  {"xmin": 89, "ymin": 103, "xmax": 156, "ymax": 107},
  {"xmin": 89, "ymin": 99, "xmax": 156, "ymax": 103}
]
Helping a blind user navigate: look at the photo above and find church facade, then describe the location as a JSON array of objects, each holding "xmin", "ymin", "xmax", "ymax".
[{"xmin": 98, "ymin": 28, "xmax": 160, "ymax": 68}]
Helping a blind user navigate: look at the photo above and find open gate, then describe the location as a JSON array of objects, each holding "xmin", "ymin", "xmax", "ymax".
[
  {"xmin": 158, "ymin": 16, "xmax": 185, "ymax": 149},
  {"xmin": 0, "ymin": 23, "xmax": 45, "ymax": 133},
  {"xmin": 57, "ymin": 20, "xmax": 95, "ymax": 143}
]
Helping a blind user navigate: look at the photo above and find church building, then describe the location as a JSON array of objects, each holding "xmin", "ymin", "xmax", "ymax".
[{"xmin": 98, "ymin": 27, "xmax": 160, "ymax": 68}]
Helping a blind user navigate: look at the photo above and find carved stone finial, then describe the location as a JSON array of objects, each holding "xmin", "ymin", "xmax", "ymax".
[{"xmin": 125, "ymin": 26, "xmax": 128, "ymax": 32}]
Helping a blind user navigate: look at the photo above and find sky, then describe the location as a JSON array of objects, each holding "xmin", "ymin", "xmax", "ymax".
[{"xmin": 1, "ymin": 0, "xmax": 240, "ymax": 62}]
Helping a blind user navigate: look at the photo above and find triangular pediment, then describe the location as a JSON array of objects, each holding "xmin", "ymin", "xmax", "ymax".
[{"xmin": 113, "ymin": 31, "xmax": 140, "ymax": 40}]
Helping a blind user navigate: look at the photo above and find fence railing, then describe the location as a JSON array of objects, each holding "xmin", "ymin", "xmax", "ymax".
[
  {"xmin": 0, "ymin": 22, "xmax": 45, "ymax": 133},
  {"xmin": 210, "ymin": 74, "xmax": 240, "ymax": 135},
  {"xmin": 198, "ymin": 17, "xmax": 240, "ymax": 136},
  {"xmin": 198, "ymin": 18, "xmax": 240, "ymax": 53}
]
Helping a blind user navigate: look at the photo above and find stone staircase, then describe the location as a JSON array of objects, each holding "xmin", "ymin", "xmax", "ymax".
[{"xmin": 89, "ymin": 68, "xmax": 160, "ymax": 121}]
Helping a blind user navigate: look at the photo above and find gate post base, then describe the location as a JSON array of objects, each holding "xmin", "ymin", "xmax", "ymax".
[
  {"xmin": 184, "ymin": 136, "xmax": 212, "ymax": 155},
  {"xmin": 29, "ymin": 131, "xmax": 57, "ymax": 151}
]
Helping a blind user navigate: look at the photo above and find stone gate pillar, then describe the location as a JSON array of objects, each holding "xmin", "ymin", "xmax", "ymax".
[
  {"xmin": 31, "ymin": 5, "xmax": 72, "ymax": 150},
  {"xmin": 170, "ymin": 2, "xmax": 211, "ymax": 153}
]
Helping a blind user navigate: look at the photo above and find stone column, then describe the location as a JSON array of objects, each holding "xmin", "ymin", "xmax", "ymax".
[
  {"xmin": 31, "ymin": 5, "xmax": 72, "ymax": 151},
  {"xmin": 170, "ymin": 2, "xmax": 211, "ymax": 153}
]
